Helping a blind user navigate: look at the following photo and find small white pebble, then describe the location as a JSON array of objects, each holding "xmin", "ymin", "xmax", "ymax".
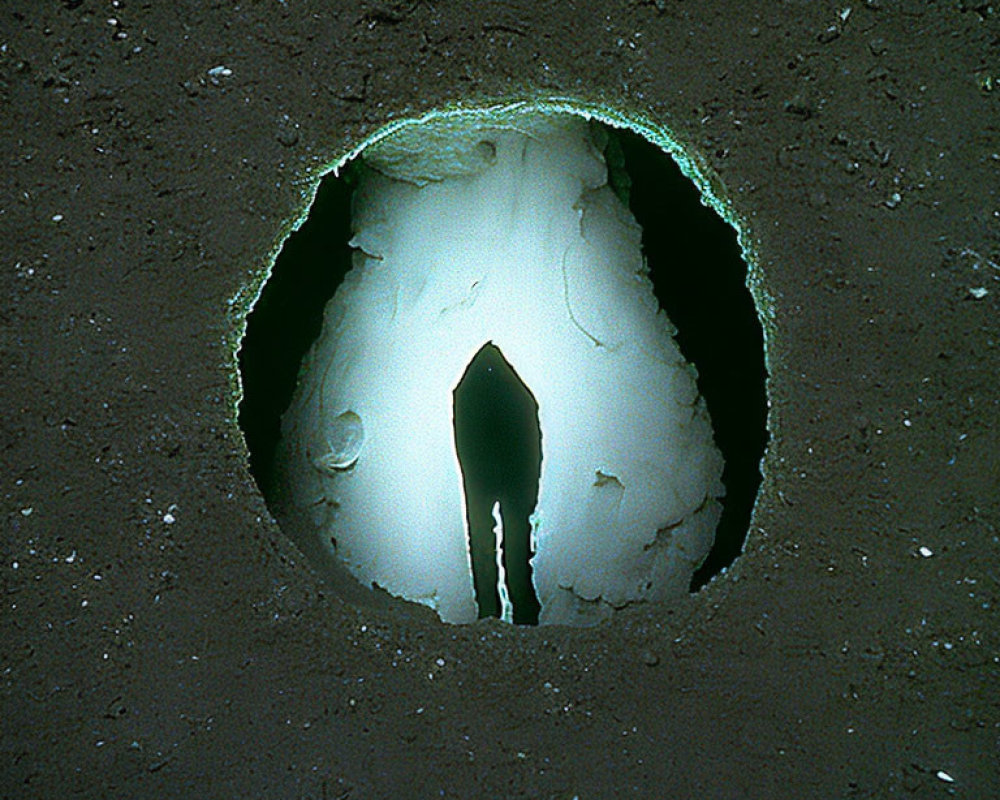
[
  {"xmin": 969, "ymin": 287, "xmax": 988, "ymax": 299},
  {"xmin": 162, "ymin": 512, "xmax": 175, "ymax": 525},
  {"xmin": 936, "ymin": 770, "xmax": 955, "ymax": 783},
  {"xmin": 918, "ymin": 546, "xmax": 933, "ymax": 558},
  {"xmin": 51, "ymin": 214, "xmax": 63, "ymax": 222},
  {"xmin": 207, "ymin": 65, "xmax": 232, "ymax": 77},
  {"xmin": 20, "ymin": 507, "xmax": 33, "ymax": 516}
]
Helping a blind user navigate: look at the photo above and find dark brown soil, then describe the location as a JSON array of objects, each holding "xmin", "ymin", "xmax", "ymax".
[{"xmin": 2, "ymin": 1, "xmax": 997, "ymax": 797}]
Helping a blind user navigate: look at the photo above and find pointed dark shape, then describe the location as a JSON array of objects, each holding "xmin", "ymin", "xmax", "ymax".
[{"xmin": 453, "ymin": 342, "xmax": 542, "ymax": 625}]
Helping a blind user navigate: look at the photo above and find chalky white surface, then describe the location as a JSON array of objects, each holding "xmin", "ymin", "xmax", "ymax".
[{"xmin": 278, "ymin": 111, "xmax": 723, "ymax": 625}]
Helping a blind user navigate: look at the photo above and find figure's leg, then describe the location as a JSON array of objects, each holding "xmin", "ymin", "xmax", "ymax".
[
  {"xmin": 466, "ymin": 491, "xmax": 500, "ymax": 619},
  {"xmin": 499, "ymin": 497, "xmax": 541, "ymax": 625}
]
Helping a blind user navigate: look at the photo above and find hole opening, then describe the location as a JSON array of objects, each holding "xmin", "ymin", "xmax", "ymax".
[{"xmin": 238, "ymin": 108, "xmax": 768, "ymax": 623}]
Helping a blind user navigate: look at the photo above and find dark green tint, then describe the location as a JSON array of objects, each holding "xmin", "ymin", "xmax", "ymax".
[{"xmin": 453, "ymin": 343, "xmax": 542, "ymax": 625}]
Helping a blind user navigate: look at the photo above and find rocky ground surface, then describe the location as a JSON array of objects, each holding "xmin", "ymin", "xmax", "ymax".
[{"xmin": 1, "ymin": 1, "xmax": 997, "ymax": 797}]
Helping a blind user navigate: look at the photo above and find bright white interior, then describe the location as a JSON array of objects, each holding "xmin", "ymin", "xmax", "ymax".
[{"xmin": 276, "ymin": 109, "xmax": 724, "ymax": 625}]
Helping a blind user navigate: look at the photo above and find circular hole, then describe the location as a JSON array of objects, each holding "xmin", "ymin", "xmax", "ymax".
[
  {"xmin": 309, "ymin": 410, "xmax": 365, "ymax": 473},
  {"xmin": 475, "ymin": 139, "xmax": 498, "ymax": 162},
  {"xmin": 238, "ymin": 106, "xmax": 768, "ymax": 625}
]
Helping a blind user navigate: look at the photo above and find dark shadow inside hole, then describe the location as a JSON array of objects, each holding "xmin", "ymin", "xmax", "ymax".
[
  {"xmin": 615, "ymin": 130, "xmax": 768, "ymax": 589},
  {"xmin": 453, "ymin": 343, "xmax": 542, "ymax": 625},
  {"xmin": 238, "ymin": 169, "xmax": 357, "ymax": 496},
  {"xmin": 238, "ymin": 123, "xmax": 768, "ymax": 602}
]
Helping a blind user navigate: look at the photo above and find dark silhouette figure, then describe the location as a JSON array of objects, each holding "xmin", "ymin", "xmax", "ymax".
[{"xmin": 453, "ymin": 343, "xmax": 542, "ymax": 624}]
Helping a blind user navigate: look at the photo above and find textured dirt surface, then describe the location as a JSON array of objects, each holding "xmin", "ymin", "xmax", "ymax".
[{"xmin": 2, "ymin": 1, "xmax": 997, "ymax": 797}]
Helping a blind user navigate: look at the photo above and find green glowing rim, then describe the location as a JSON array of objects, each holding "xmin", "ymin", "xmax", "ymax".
[{"xmin": 227, "ymin": 98, "xmax": 776, "ymax": 533}]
